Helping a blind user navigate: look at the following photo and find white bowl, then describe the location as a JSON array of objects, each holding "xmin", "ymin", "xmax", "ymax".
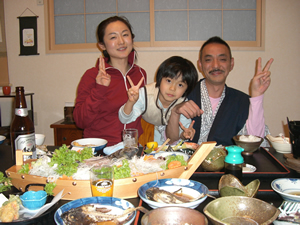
[
  {"xmin": 271, "ymin": 178, "xmax": 300, "ymax": 202},
  {"xmin": 151, "ymin": 151, "xmax": 190, "ymax": 161},
  {"xmin": 0, "ymin": 135, "xmax": 6, "ymax": 144},
  {"xmin": 269, "ymin": 138, "xmax": 292, "ymax": 153},
  {"xmin": 71, "ymin": 138, "xmax": 107, "ymax": 153},
  {"xmin": 35, "ymin": 134, "xmax": 45, "ymax": 145},
  {"xmin": 138, "ymin": 178, "xmax": 208, "ymax": 209}
]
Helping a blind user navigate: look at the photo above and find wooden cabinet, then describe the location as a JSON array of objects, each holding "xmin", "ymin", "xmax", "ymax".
[{"xmin": 50, "ymin": 119, "xmax": 83, "ymax": 146}]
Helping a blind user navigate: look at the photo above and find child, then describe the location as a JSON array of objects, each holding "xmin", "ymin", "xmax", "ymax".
[{"xmin": 118, "ymin": 56, "xmax": 198, "ymax": 145}]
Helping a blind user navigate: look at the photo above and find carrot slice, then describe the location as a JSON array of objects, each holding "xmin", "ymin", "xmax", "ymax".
[{"xmin": 168, "ymin": 160, "xmax": 182, "ymax": 169}]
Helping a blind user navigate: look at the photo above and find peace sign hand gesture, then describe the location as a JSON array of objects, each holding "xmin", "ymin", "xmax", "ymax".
[
  {"xmin": 251, "ymin": 57, "xmax": 274, "ymax": 97},
  {"xmin": 127, "ymin": 76, "xmax": 144, "ymax": 103},
  {"xmin": 179, "ymin": 120, "xmax": 196, "ymax": 141},
  {"xmin": 96, "ymin": 55, "xmax": 111, "ymax": 86}
]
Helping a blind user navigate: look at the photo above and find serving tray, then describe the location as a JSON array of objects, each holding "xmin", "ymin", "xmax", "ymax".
[
  {"xmin": 5, "ymin": 142, "xmax": 216, "ymax": 200},
  {"xmin": 193, "ymin": 147, "xmax": 290, "ymax": 178}
]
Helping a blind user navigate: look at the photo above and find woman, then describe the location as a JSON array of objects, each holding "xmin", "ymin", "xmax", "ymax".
[{"xmin": 73, "ymin": 16, "xmax": 147, "ymax": 146}]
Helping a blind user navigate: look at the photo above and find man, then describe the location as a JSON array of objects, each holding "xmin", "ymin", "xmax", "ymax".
[{"xmin": 166, "ymin": 36, "xmax": 274, "ymax": 146}]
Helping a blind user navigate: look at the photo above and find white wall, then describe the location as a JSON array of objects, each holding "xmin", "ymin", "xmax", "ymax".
[{"xmin": 3, "ymin": 0, "xmax": 300, "ymax": 145}]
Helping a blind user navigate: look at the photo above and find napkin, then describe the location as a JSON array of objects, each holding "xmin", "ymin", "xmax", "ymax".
[{"xmin": 103, "ymin": 142, "xmax": 124, "ymax": 155}]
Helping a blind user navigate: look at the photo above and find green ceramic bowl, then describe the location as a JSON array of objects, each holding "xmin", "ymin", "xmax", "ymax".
[
  {"xmin": 203, "ymin": 196, "xmax": 280, "ymax": 225},
  {"xmin": 201, "ymin": 146, "xmax": 226, "ymax": 172},
  {"xmin": 218, "ymin": 174, "xmax": 260, "ymax": 198}
]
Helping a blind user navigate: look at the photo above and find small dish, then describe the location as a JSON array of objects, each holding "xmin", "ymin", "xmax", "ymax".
[
  {"xmin": 243, "ymin": 164, "xmax": 256, "ymax": 173},
  {"xmin": 20, "ymin": 190, "xmax": 47, "ymax": 210},
  {"xmin": 138, "ymin": 178, "xmax": 208, "ymax": 209},
  {"xmin": 271, "ymin": 178, "xmax": 300, "ymax": 202}
]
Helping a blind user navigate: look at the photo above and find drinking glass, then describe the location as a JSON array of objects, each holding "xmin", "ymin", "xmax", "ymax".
[
  {"xmin": 122, "ymin": 128, "xmax": 139, "ymax": 158},
  {"xmin": 90, "ymin": 165, "xmax": 114, "ymax": 197}
]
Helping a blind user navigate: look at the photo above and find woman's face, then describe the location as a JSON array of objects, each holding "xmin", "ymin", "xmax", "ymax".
[{"xmin": 99, "ymin": 20, "xmax": 133, "ymax": 61}]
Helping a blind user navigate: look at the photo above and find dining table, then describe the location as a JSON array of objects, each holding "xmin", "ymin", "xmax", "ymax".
[{"xmin": 0, "ymin": 143, "xmax": 299, "ymax": 225}]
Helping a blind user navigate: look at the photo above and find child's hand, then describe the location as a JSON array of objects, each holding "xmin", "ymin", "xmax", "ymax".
[
  {"xmin": 127, "ymin": 76, "xmax": 144, "ymax": 103},
  {"xmin": 179, "ymin": 120, "xmax": 195, "ymax": 140},
  {"xmin": 96, "ymin": 55, "xmax": 111, "ymax": 86}
]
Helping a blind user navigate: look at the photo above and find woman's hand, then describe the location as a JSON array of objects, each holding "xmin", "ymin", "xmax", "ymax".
[
  {"xmin": 127, "ymin": 76, "xmax": 144, "ymax": 103},
  {"xmin": 179, "ymin": 120, "xmax": 196, "ymax": 141},
  {"xmin": 251, "ymin": 57, "xmax": 274, "ymax": 97},
  {"xmin": 96, "ymin": 55, "xmax": 111, "ymax": 86}
]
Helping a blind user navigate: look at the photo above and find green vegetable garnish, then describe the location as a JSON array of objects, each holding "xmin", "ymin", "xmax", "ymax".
[
  {"xmin": 18, "ymin": 163, "xmax": 30, "ymax": 174},
  {"xmin": 0, "ymin": 172, "xmax": 12, "ymax": 192},
  {"xmin": 113, "ymin": 159, "xmax": 131, "ymax": 179},
  {"xmin": 48, "ymin": 144, "xmax": 93, "ymax": 177},
  {"xmin": 45, "ymin": 182, "xmax": 57, "ymax": 196}
]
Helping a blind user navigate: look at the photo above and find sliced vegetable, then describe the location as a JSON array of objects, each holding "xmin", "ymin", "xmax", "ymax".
[{"xmin": 0, "ymin": 172, "xmax": 12, "ymax": 192}]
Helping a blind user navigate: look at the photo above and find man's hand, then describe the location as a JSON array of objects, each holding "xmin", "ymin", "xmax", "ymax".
[
  {"xmin": 127, "ymin": 76, "xmax": 144, "ymax": 103},
  {"xmin": 172, "ymin": 100, "xmax": 203, "ymax": 119},
  {"xmin": 251, "ymin": 57, "xmax": 274, "ymax": 97},
  {"xmin": 96, "ymin": 55, "xmax": 111, "ymax": 86}
]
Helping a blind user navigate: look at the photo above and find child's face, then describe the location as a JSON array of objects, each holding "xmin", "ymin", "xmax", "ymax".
[{"xmin": 158, "ymin": 74, "xmax": 187, "ymax": 108}]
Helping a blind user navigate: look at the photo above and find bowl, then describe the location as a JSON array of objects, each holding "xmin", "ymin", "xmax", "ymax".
[
  {"xmin": 201, "ymin": 146, "xmax": 226, "ymax": 171},
  {"xmin": 0, "ymin": 135, "xmax": 6, "ymax": 144},
  {"xmin": 138, "ymin": 178, "xmax": 208, "ymax": 209},
  {"xmin": 203, "ymin": 196, "xmax": 280, "ymax": 225},
  {"xmin": 20, "ymin": 190, "xmax": 47, "ymax": 210},
  {"xmin": 35, "ymin": 134, "xmax": 46, "ymax": 145},
  {"xmin": 271, "ymin": 178, "xmax": 300, "ymax": 202},
  {"xmin": 141, "ymin": 206, "xmax": 208, "ymax": 225},
  {"xmin": 54, "ymin": 197, "xmax": 136, "ymax": 225},
  {"xmin": 266, "ymin": 135, "xmax": 292, "ymax": 153},
  {"xmin": 233, "ymin": 135, "xmax": 263, "ymax": 155},
  {"xmin": 71, "ymin": 138, "xmax": 108, "ymax": 154},
  {"xmin": 218, "ymin": 174, "xmax": 260, "ymax": 197}
]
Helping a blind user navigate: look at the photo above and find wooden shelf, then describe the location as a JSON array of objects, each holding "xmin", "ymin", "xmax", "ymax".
[{"xmin": 50, "ymin": 119, "xmax": 83, "ymax": 146}]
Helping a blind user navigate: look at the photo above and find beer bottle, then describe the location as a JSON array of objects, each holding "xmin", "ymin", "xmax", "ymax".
[{"xmin": 10, "ymin": 86, "xmax": 36, "ymax": 162}]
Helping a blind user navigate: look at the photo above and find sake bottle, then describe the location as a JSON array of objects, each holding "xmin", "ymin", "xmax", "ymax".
[{"xmin": 10, "ymin": 86, "xmax": 36, "ymax": 163}]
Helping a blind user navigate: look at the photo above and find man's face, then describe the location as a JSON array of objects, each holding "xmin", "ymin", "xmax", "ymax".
[{"xmin": 198, "ymin": 43, "xmax": 234, "ymax": 86}]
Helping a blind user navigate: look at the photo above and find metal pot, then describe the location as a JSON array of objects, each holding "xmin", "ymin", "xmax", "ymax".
[{"xmin": 141, "ymin": 206, "xmax": 208, "ymax": 225}]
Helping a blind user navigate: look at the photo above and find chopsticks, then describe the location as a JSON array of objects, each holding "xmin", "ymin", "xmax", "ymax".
[{"xmin": 156, "ymin": 138, "xmax": 170, "ymax": 153}]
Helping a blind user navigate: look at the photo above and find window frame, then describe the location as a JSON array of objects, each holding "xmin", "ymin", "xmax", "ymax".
[{"xmin": 45, "ymin": 0, "xmax": 265, "ymax": 53}]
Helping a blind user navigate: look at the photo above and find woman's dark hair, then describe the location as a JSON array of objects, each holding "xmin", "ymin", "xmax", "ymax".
[
  {"xmin": 155, "ymin": 56, "xmax": 198, "ymax": 97},
  {"xmin": 200, "ymin": 36, "xmax": 232, "ymax": 60},
  {"xmin": 97, "ymin": 16, "xmax": 136, "ymax": 60}
]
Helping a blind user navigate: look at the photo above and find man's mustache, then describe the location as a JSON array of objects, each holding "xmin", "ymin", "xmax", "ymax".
[{"xmin": 209, "ymin": 69, "xmax": 224, "ymax": 74}]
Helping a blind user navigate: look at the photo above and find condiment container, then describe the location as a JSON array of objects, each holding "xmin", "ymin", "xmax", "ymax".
[{"xmin": 224, "ymin": 145, "xmax": 244, "ymax": 182}]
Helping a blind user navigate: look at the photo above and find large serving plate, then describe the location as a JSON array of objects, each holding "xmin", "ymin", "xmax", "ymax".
[
  {"xmin": 138, "ymin": 178, "xmax": 208, "ymax": 209},
  {"xmin": 71, "ymin": 138, "xmax": 107, "ymax": 153},
  {"xmin": 54, "ymin": 197, "xmax": 136, "ymax": 225},
  {"xmin": 6, "ymin": 142, "xmax": 216, "ymax": 200}
]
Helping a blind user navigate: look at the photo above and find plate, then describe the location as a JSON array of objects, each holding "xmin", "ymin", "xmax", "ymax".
[
  {"xmin": 0, "ymin": 193, "xmax": 58, "ymax": 224},
  {"xmin": 138, "ymin": 178, "xmax": 208, "ymax": 209},
  {"xmin": 71, "ymin": 138, "xmax": 107, "ymax": 153},
  {"xmin": 243, "ymin": 164, "xmax": 256, "ymax": 173},
  {"xmin": 151, "ymin": 152, "xmax": 190, "ymax": 161},
  {"xmin": 54, "ymin": 197, "xmax": 136, "ymax": 225}
]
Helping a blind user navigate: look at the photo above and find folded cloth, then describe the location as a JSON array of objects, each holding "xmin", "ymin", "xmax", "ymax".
[{"xmin": 103, "ymin": 142, "xmax": 124, "ymax": 155}]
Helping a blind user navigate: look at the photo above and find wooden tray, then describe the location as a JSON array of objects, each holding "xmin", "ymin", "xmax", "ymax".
[
  {"xmin": 193, "ymin": 147, "xmax": 290, "ymax": 178},
  {"xmin": 5, "ymin": 142, "xmax": 216, "ymax": 200}
]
